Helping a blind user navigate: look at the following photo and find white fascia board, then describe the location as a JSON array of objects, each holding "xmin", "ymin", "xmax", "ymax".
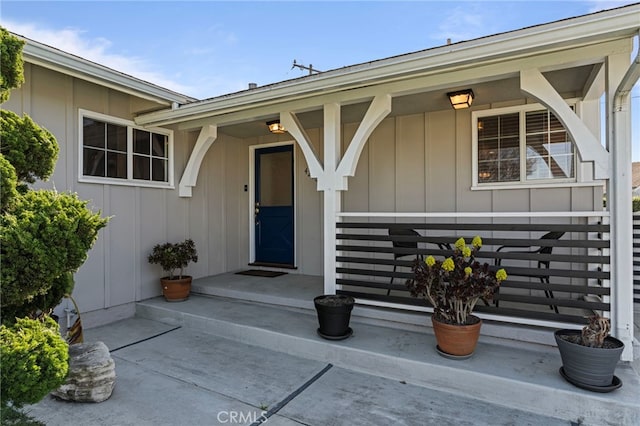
[
  {"xmin": 135, "ymin": 4, "xmax": 640, "ymax": 127},
  {"xmin": 20, "ymin": 37, "xmax": 196, "ymax": 106},
  {"xmin": 176, "ymin": 40, "xmax": 621, "ymax": 131}
]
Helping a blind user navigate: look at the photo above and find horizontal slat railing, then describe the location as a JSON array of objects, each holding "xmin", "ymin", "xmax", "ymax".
[
  {"xmin": 634, "ymin": 214, "xmax": 640, "ymax": 304},
  {"xmin": 335, "ymin": 212, "xmax": 610, "ymax": 326}
]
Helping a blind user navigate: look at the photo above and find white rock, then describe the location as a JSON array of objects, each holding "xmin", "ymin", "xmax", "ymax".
[{"xmin": 52, "ymin": 341, "xmax": 116, "ymax": 403}]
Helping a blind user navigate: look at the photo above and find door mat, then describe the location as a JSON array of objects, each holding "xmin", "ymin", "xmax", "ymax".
[{"xmin": 235, "ymin": 269, "xmax": 287, "ymax": 278}]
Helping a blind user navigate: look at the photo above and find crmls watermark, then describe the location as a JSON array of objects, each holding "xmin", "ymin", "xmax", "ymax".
[{"xmin": 216, "ymin": 410, "xmax": 268, "ymax": 424}]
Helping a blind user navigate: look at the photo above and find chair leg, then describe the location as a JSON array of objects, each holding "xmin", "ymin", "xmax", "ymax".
[
  {"xmin": 387, "ymin": 264, "xmax": 397, "ymax": 296},
  {"xmin": 549, "ymin": 289, "xmax": 558, "ymax": 314},
  {"xmin": 389, "ymin": 255, "xmax": 421, "ymax": 296},
  {"xmin": 540, "ymin": 277, "xmax": 558, "ymax": 314}
]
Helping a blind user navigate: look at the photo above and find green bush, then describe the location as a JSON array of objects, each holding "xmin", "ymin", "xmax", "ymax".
[
  {"xmin": 0, "ymin": 110, "xmax": 58, "ymax": 187},
  {"xmin": 0, "ymin": 154, "xmax": 18, "ymax": 211},
  {"xmin": 0, "ymin": 404, "xmax": 45, "ymax": 426},
  {"xmin": 0, "ymin": 190, "xmax": 109, "ymax": 322},
  {"xmin": 0, "ymin": 26, "xmax": 107, "ymax": 410},
  {"xmin": 0, "ymin": 316, "xmax": 69, "ymax": 408},
  {"xmin": 0, "ymin": 27, "xmax": 24, "ymax": 103}
]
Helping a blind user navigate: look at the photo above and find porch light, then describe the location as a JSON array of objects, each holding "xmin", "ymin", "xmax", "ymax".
[
  {"xmin": 267, "ymin": 120, "xmax": 286, "ymax": 134},
  {"xmin": 447, "ymin": 89, "xmax": 474, "ymax": 109}
]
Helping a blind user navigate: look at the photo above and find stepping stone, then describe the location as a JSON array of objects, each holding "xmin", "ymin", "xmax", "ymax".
[{"xmin": 52, "ymin": 341, "xmax": 116, "ymax": 403}]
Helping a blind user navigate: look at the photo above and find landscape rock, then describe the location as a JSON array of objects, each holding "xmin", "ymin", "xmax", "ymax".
[{"xmin": 52, "ymin": 341, "xmax": 116, "ymax": 403}]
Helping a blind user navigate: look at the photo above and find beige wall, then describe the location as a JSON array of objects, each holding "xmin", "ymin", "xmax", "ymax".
[
  {"xmin": 4, "ymin": 64, "xmax": 197, "ymax": 317},
  {"xmin": 4, "ymin": 62, "xmax": 603, "ymax": 323},
  {"xmin": 341, "ymin": 109, "xmax": 602, "ymax": 214}
]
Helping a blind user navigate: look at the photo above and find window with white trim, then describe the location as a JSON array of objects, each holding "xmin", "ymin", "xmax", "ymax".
[
  {"xmin": 473, "ymin": 104, "xmax": 576, "ymax": 186},
  {"xmin": 79, "ymin": 110, "xmax": 173, "ymax": 187}
]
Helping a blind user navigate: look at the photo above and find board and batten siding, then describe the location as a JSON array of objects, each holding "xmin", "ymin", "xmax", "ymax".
[
  {"xmin": 3, "ymin": 64, "xmax": 196, "ymax": 324},
  {"xmin": 340, "ymin": 109, "xmax": 602, "ymax": 214}
]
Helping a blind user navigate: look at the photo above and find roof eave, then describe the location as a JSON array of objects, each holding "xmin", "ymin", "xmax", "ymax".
[
  {"xmin": 20, "ymin": 35, "xmax": 197, "ymax": 106},
  {"xmin": 135, "ymin": 3, "xmax": 640, "ymax": 127}
]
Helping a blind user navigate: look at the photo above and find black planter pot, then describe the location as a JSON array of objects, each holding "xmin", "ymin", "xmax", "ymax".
[
  {"xmin": 314, "ymin": 295, "xmax": 355, "ymax": 340},
  {"xmin": 554, "ymin": 329, "xmax": 624, "ymax": 392}
]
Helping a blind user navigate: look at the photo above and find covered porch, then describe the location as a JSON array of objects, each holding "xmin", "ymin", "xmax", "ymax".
[
  {"xmin": 186, "ymin": 206, "xmax": 637, "ymax": 362},
  {"xmin": 133, "ymin": 6, "xmax": 639, "ymax": 361},
  {"xmin": 129, "ymin": 275, "xmax": 640, "ymax": 424}
]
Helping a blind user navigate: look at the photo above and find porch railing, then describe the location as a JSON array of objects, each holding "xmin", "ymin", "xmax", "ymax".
[
  {"xmin": 634, "ymin": 214, "xmax": 640, "ymax": 304},
  {"xmin": 335, "ymin": 212, "xmax": 610, "ymax": 327}
]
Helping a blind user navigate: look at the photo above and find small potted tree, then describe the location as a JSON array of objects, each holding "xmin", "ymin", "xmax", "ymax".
[
  {"xmin": 407, "ymin": 236, "xmax": 507, "ymax": 358},
  {"xmin": 554, "ymin": 314, "xmax": 624, "ymax": 392},
  {"xmin": 148, "ymin": 239, "xmax": 198, "ymax": 302}
]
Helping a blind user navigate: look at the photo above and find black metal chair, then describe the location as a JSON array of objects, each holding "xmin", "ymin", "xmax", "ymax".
[
  {"xmin": 387, "ymin": 228, "xmax": 423, "ymax": 296},
  {"xmin": 494, "ymin": 231, "xmax": 565, "ymax": 314}
]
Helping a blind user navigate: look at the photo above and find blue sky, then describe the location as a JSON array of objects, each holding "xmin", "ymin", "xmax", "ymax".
[{"xmin": 2, "ymin": 1, "xmax": 639, "ymax": 158}]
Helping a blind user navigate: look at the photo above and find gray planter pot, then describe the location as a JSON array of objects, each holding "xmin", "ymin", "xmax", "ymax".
[{"xmin": 554, "ymin": 329, "xmax": 624, "ymax": 390}]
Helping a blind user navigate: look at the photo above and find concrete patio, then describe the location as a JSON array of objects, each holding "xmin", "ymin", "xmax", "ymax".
[{"xmin": 26, "ymin": 272, "xmax": 640, "ymax": 425}]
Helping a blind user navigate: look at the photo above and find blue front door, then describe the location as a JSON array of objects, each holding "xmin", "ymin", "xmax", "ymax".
[{"xmin": 254, "ymin": 145, "xmax": 294, "ymax": 265}]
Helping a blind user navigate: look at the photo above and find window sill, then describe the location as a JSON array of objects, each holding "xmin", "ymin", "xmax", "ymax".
[
  {"xmin": 79, "ymin": 177, "xmax": 174, "ymax": 190},
  {"xmin": 471, "ymin": 181, "xmax": 604, "ymax": 191}
]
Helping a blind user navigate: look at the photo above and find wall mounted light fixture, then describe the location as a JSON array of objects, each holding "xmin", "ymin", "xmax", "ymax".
[
  {"xmin": 266, "ymin": 120, "xmax": 286, "ymax": 134},
  {"xmin": 446, "ymin": 89, "xmax": 474, "ymax": 109}
]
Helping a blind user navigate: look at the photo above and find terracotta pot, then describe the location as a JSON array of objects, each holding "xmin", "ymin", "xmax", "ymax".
[
  {"xmin": 161, "ymin": 276, "xmax": 192, "ymax": 302},
  {"xmin": 432, "ymin": 315, "xmax": 482, "ymax": 357}
]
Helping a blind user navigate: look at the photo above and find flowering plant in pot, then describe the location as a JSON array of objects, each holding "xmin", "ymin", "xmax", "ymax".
[
  {"xmin": 554, "ymin": 314, "xmax": 624, "ymax": 392},
  {"xmin": 147, "ymin": 239, "xmax": 198, "ymax": 302},
  {"xmin": 407, "ymin": 236, "xmax": 507, "ymax": 357}
]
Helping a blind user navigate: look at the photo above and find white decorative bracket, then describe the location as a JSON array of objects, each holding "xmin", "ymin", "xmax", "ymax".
[
  {"xmin": 283, "ymin": 94, "xmax": 392, "ymax": 192},
  {"xmin": 280, "ymin": 111, "xmax": 323, "ymax": 180},
  {"xmin": 179, "ymin": 124, "xmax": 217, "ymax": 197},
  {"xmin": 335, "ymin": 94, "xmax": 392, "ymax": 189},
  {"xmin": 520, "ymin": 68, "xmax": 609, "ymax": 180}
]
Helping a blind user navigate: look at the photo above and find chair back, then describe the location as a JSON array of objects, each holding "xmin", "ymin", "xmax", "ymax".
[
  {"xmin": 388, "ymin": 228, "xmax": 420, "ymax": 260},
  {"xmin": 536, "ymin": 231, "xmax": 565, "ymax": 269},
  {"xmin": 537, "ymin": 231, "xmax": 565, "ymax": 255}
]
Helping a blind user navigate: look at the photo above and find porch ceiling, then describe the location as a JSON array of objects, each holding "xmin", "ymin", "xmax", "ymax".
[{"xmin": 218, "ymin": 64, "xmax": 597, "ymax": 139}]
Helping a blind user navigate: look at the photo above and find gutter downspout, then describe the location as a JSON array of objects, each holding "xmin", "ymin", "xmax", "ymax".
[{"xmin": 610, "ymin": 32, "xmax": 639, "ymax": 362}]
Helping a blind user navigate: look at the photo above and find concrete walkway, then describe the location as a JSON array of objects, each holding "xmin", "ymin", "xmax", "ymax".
[
  {"xmin": 26, "ymin": 316, "xmax": 571, "ymax": 426},
  {"xmin": 24, "ymin": 283, "xmax": 640, "ymax": 426}
]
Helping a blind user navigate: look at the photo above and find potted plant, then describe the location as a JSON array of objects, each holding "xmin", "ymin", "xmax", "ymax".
[
  {"xmin": 147, "ymin": 239, "xmax": 198, "ymax": 302},
  {"xmin": 313, "ymin": 294, "xmax": 355, "ymax": 340},
  {"xmin": 407, "ymin": 236, "xmax": 507, "ymax": 358},
  {"xmin": 554, "ymin": 314, "xmax": 624, "ymax": 392}
]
